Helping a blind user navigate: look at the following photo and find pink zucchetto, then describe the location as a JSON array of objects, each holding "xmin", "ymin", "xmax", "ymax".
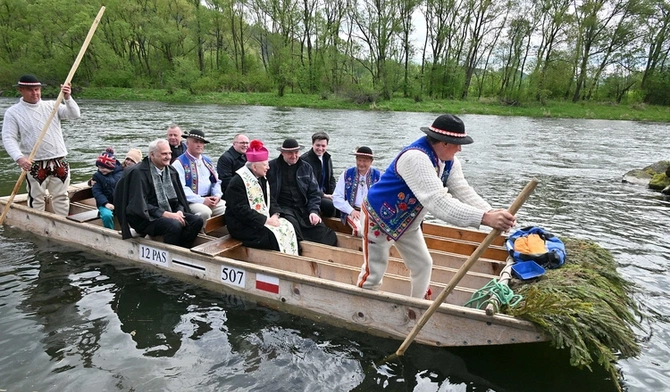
[{"xmin": 246, "ymin": 140, "xmax": 269, "ymax": 162}]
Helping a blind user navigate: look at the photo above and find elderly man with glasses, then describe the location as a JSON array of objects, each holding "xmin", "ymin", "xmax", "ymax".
[{"xmin": 217, "ymin": 134, "xmax": 249, "ymax": 196}]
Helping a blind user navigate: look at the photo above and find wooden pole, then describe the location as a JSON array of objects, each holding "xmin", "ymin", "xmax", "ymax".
[
  {"xmin": 0, "ymin": 6, "xmax": 106, "ymax": 225},
  {"xmin": 391, "ymin": 178, "xmax": 538, "ymax": 358}
]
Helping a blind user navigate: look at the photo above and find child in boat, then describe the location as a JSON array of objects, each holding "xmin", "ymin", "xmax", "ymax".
[{"xmin": 91, "ymin": 147, "xmax": 123, "ymax": 229}]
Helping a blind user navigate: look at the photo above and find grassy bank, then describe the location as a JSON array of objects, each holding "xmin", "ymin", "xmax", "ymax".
[{"xmin": 72, "ymin": 87, "xmax": 670, "ymax": 122}]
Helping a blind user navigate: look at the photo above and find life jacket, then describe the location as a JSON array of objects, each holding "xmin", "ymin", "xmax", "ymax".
[{"xmin": 505, "ymin": 226, "xmax": 566, "ymax": 269}]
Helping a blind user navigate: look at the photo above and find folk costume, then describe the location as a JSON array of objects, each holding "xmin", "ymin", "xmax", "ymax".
[
  {"xmin": 91, "ymin": 148, "xmax": 123, "ymax": 229},
  {"xmin": 1, "ymin": 74, "xmax": 80, "ymax": 216},
  {"xmin": 358, "ymin": 115, "xmax": 492, "ymax": 298},
  {"xmin": 267, "ymin": 139, "xmax": 338, "ymax": 247},
  {"xmin": 114, "ymin": 156, "xmax": 203, "ymax": 248},
  {"xmin": 301, "ymin": 147, "xmax": 337, "ymax": 217},
  {"xmin": 172, "ymin": 130, "xmax": 226, "ymax": 221},
  {"xmin": 225, "ymin": 140, "xmax": 298, "ymax": 254},
  {"xmin": 332, "ymin": 146, "xmax": 381, "ymax": 236},
  {"xmin": 217, "ymin": 144, "xmax": 247, "ymax": 196}
]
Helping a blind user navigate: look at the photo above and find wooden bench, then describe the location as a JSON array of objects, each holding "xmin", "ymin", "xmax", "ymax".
[
  {"xmin": 190, "ymin": 234, "xmax": 243, "ymax": 257},
  {"xmin": 67, "ymin": 208, "xmax": 99, "ymax": 223},
  {"xmin": 204, "ymin": 214, "xmax": 226, "ymax": 234}
]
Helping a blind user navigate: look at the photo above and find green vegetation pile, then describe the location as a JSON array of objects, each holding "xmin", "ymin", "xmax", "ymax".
[{"xmin": 506, "ymin": 238, "xmax": 641, "ymax": 390}]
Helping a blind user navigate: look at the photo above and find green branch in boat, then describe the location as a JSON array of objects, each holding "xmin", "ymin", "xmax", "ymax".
[{"xmin": 506, "ymin": 238, "xmax": 642, "ymax": 391}]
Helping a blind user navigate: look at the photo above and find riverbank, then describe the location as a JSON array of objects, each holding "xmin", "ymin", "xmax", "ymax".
[{"xmin": 70, "ymin": 87, "xmax": 670, "ymax": 122}]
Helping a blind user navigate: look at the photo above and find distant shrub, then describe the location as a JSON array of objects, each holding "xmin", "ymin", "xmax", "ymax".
[
  {"xmin": 189, "ymin": 76, "xmax": 221, "ymax": 94},
  {"xmin": 90, "ymin": 69, "xmax": 137, "ymax": 88}
]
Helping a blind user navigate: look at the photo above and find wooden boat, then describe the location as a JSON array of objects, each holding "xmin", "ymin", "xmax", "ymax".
[{"xmin": 0, "ymin": 183, "xmax": 546, "ymax": 347}]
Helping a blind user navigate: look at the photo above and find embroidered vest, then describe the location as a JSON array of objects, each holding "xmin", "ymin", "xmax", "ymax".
[
  {"xmin": 177, "ymin": 153, "xmax": 217, "ymax": 195},
  {"xmin": 340, "ymin": 167, "xmax": 382, "ymax": 224},
  {"xmin": 364, "ymin": 137, "xmax": 440, "ymax": 240}
]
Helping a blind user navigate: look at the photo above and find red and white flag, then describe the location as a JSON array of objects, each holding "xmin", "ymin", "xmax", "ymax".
[{"xmin": 255, "ymin": 273, "xmax": 279, "ymax": 294}]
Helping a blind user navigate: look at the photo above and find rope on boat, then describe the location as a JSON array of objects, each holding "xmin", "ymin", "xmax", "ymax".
[{"xmin": 464, "ymin": 279, "xmax": 523, "ymax": 311}]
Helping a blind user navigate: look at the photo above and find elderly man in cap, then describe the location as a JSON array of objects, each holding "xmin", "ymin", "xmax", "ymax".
[
  {"xmin": 267, "ymin": 138, "xmax": 338, "ymax": 248},
  {"xmin": 172, "ymin": 129, "xmax": 226, "ymax": 221},
  {"xmin": 217, "ymin": 133, "xmax": 249, "ymax": 196},
  {"xmin": 167, "ymin": 124, "xmax": 186, "ymax": 163},
  {"xmin": 2, "ymin": 74, "xmax": 81, "ymax": 216},
  {"xmin": 357, "ymin": 114, "xmax": 516, "ymax": 299},
  {"xmin": 332, "ymin": 146, "xmax": 382, "ymax": 237},
  {"xmin": 225, "ymin": 140, "xmax": 299, "ymax": 254},
  {"xmin": 114, "ymin": 139, "xmax": 203, "ymax": 248}
]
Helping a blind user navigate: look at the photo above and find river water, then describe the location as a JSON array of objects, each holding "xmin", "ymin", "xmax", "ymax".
[{"xmin": 0, "ymin": 98, "xmax": 668, "ymax": 391}]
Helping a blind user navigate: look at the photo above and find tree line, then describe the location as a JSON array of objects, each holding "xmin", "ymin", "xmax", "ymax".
[{"xmin": 2, "ymin": 0, "xmax": 670, "ymax": 105}]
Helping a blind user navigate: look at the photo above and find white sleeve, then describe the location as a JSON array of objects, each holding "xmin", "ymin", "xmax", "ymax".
[
  {"xmin": 171, "ymin": 161, "xmax": 203, "ymax": 204},
  {"xmin": 211, "ymin": 167, "xmax": 223, "ymax": 197},
  {"xmin": 58, "ymin": 98, "xmax": 81, "ymax": 120},
  {"xmin": 1, "ymin": 109, "xmax": 23, "ymax": 161},
  {"xmin": 396, "ymin": 150, "xmax": 486, "ymax": 229},
  {"xmin": 332, "ymin": 171, "xmax": 353, "ymax": 215}
]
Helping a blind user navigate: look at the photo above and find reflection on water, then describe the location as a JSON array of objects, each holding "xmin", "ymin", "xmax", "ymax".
[{"xmin": 1, "ymin": 98, "xmax": 669, "ymax": 391}]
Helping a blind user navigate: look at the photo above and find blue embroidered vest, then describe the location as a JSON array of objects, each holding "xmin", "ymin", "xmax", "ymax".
[
  {"xmin": 364, "ymin": 137, "xmax": 442, "ymax": 240},
  {"xmin": 340, "ymin": 167, "xmax": 382, "ymax": 224},
  {"xmin": 176, "ymin": 153, "xmax": 217, "ymax": 195}
]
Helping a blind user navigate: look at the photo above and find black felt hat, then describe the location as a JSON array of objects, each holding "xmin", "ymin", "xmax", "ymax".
[
  {"xmin": 185, "ymin": 129, "xmax": 210, "ymax": 143},
  {"xmin": 277, "ymin": 138, "xmax": 305, "ymax": 152},
  {"xmin": 14, "ymin": 74, "xmax": 46, "ymax": 87},
  {"xmin": 420, "ymin": 114, "xmax": 473, "ymax": 145},
  {"xmin": 351, "ymin": 146, "xmax": 374, "ymax": 159}
]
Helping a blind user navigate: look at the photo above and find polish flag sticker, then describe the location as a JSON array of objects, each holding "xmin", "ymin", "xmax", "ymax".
[{"xmin": 255, "ymin": 273, "xmax": 280, "ymax": 294}]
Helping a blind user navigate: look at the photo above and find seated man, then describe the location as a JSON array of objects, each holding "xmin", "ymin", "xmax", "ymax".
[
  {"xmin": 167, "ymin": 124, "xmax": 186, "ymax": 163},
  {"xmin": 225, "ymin": 140, "xmax": 298, "ymax": 254},
  {"xmin": 172, "ymin": 130, "xmax": 226, "ymax": 221},
  {"xmin": 217, "ymin": 133, "xmax": 249, "ymax": 196},
  {"xmin": 300, "ymin": 131, "xmax": 337, "ymax": 217},
  {"xmin": 267, "ymin": 138, "xmax": 338, "ymax": 247},
  {"xmin": 114, "ymin": 139, "xmax": 203, "ymax": 248},
  {"xmin": 332, "ymin": 146, "xmax": 382, "ymax": 236}
]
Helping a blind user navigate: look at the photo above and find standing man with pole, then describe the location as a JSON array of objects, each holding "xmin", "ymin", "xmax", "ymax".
[
  {"xmin": 2, "ymin": 75, "xmax": 81, "ymax": 216},
  {"xmin": 357, "ymin": 114, "xmax": 516, "ymax": 298}
]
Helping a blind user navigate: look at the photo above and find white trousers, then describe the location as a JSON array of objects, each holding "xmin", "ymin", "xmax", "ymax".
[
  {"xmin": 357, "ymin": 206, "xmax": 433, "ymax": 298},
  {"xmin": 26, "ymin": 171, "xmax": 70, "ymax": 216},
  {"xmin": 189, "ymin": 200, "xmax": 226, "ymax": 221}
]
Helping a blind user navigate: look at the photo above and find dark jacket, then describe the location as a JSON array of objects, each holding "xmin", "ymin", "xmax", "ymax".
[
  {"xmin": 301, "ymin": 149, "xmax": 336, "ymax": 194},
  {"xmin": 217, "ymin": 146, "xmax": 247, "ymax": 195},
  {"xmin": 114, "ymin": 157, "xmax": 191, "ymax": 239},
  {"xmin": 169, "ymin": 141, "xmax": 186, "ymax": 164},
  {"xmin": 267, "ymin": 155, "xmax": 321, "ymax": 215},
  {"xmin": 92, "ymin": 161, "xmax": 123, "ymax": 207},
  {"xmin": 224, "ymin": 173, "xmax": 280, "ymax": 241}
]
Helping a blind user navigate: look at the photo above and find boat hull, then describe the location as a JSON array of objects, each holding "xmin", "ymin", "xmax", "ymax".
[{"xmin": 1, "ymin": 193, "xmax": 545, "ymax": 347}]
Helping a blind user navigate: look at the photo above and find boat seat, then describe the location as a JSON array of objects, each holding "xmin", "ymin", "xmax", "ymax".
[
  {"xmin": 67, "ymin": 208, "xmax": 99, "ymax": 223},
  {"xmin": 190, "ymin": 234, "xmax": 243, "ymax": 257},
  {"xmin": 203, "ymin": 214, "xmax": 226, "ymax": 234}
]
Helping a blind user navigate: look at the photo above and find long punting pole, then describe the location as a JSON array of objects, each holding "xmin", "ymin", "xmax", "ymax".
[
  {"xmin": 391, "ymin": 178, "xmax": 538, "ymax": 358},
  {"xmin": 0, "ymin": 6, "xmax": 106, "ymax": 225}
]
